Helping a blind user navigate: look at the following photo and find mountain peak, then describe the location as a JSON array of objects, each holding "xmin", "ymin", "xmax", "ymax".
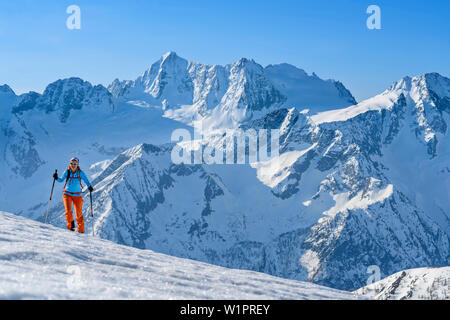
[
  {"xmin": 11, "ymin": 77, "xmax": 114, "ymax": 121},
  {"xmin": 160, "ymin": 51, "xmax": 187, "ymax": 66},
  {"xmin": 237, "ymin": 57, "xmax": 250, "ymax": 63},
  {"xmin": 44, "ymin": 77, "xmax": 90, "ymax": 91},
  {"xmin": 162, "ymin": 51, "xmax": 178, "ymax": 60},
  {"xmin": 109, "ymin": 52, "xmax": 357, "ymax": 118},
  {"xmin": 234, "ymin": 57, "xmax": 258, "ymax": 67},
  {"xmin": 41, "ymin": 77, "xmax": 93, "ymax": 100},
  {"xmin": 422, "ymin": 72, "xmax": 446, "ymax": 80},
  {"xmin": 389, "ymin": 72, "xmax": 450, "ymax": 98},
  {"xmin": 0, "ymin": 84, "xmax": 16, "ymax": 96},
  {"xmin": 420, "ymin": 72, "xmax": 450, "ymax": 97},
  {"xmin": 231, "ymin": 57, "xmax": 264, "ymax": 76}
]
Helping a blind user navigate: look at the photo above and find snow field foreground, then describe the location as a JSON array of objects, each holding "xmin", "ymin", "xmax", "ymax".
[{"xmin": 0, "ymin": 212, "xmax": 360, "ymax": 300}]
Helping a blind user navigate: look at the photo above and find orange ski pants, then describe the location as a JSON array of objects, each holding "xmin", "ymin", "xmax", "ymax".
[{"xmin": 63, "ymin": 193, "xmax": 84, "ymax": 233}]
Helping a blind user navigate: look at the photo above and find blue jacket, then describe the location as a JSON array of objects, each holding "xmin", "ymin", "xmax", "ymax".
[{"xmin": 57, "ymin": 168, "xmax": 91, "ymax": 197}]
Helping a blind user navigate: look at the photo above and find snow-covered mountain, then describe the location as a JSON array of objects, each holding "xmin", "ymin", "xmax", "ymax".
[
  {"xmin": 0, "ymin": 52, "xmax": 448, "ymax": 293},
  {"xmin": 108, "ymin": 52, "xmax": 356, "ymax": 129},
  {"xmin": 0, "ymin": 84, "xmax": 17, "ymax": 122},
  {"xmin": 0, "ymin": 84, "xmax": 18, "ymax": 183},
  {"xmin": 355, "ymin": 267, "xmax": 449, "ymax": 300},
  {"xmin": 12, "ymin": 77, "xmax": 115, "ymax": 122},
  {"xmin": 265, "ymin": 63, "xmax": 356, "ymax": 111},
  {"xmin": 0, "ymin": 211, "xmax": 360, "ymax": 299},
  {"xmin": 50, "ymin": 71, "xmax": 448, "ymax": 291}
]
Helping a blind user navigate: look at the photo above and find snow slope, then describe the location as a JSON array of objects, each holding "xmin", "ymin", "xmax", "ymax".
[
  {"xmin": 265, "ymin": 63, "xmax": 356, "ymax": 111},
  {"xmin": 355, "ymin": 267, "xmax": 449, "ymax": 300},
  {"xmin": 0, "ymin": 211, "xmax": 360, "ymax": 300}
]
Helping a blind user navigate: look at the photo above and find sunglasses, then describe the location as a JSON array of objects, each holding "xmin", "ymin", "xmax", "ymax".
[{"xmin": 70, "ymin": 163, "xmax": 78, "ymax": 166}]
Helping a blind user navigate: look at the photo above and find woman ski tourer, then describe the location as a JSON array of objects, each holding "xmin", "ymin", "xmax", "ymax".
[{"xmin": 53, "ymin": 157, "xmax": 93, "ymax": 233}]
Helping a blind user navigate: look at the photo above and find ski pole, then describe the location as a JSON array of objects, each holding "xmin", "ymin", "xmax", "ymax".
[
  {"xmin": 90, "ymin": 189, "xmax": 94, "ymax": 236},
  {"xmin": 44, "ymin": 169, "xmax": 57, "ymax": 223}
]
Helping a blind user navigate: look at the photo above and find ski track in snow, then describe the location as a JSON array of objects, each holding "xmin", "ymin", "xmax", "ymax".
[{"xmin": 0, "ymin": 212, "xmax": 362, "ymax": 300}]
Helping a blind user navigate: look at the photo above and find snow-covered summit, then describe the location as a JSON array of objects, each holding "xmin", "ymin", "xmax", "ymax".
[
  {"xmin": 355, "ymin": 267, "xmax": 449, "ymax": 300},
  {"xmin": 312, "ymin": 73, "xmax": 450, "ymax": 123},
  {"xmin": 108, "ymin": 52, "xmax": 356, "ymax": 127},
  {"xmin": 265, "ymin": 63, "xmax": 356, "ymax": 110},
  {"xmin": 12, "ymin": 77, "xmax": 115, "ymax": 122},
  {"xmin": 310, "ymin": 72, "xmax": 450, "ymax": 156},
  {"xmin": 0, "ymin": 84, "xmax": 15, "ymax": 96},
  {"xmin": 0, "ymin": 84, "xmax": 17, "ymax": 119},
  {"xmin": 389, "ymin": 72, "xmax": 450, "ymax": 98},
  {"xmin": 312, "ymin": 72, "xmax": 450, "ymax": 125}
]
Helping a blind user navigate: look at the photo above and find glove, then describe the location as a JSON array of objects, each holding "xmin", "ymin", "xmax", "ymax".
[
  {"xmin": 53, "ymin": 172, "xmax": 58, "ymax": 180},
  {"xmin": 88, "ymin": 185, "xmax": 94, "ymax": 192}
]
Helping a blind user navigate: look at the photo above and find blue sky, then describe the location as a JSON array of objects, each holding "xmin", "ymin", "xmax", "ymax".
[{"xmin": 0, "ymin": 0, "xmax": 449, "ymax": 101}]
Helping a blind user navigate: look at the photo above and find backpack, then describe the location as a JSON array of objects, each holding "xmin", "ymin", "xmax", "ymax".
[{"xmin": 64, "ymin": 167, "xmax": 83, "ymax": 190}]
